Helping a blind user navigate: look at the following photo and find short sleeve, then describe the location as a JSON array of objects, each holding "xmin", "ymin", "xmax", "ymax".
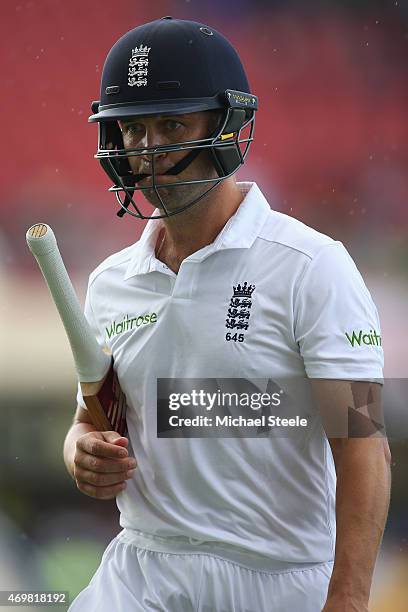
[
  {"xmin": 294, "ymin": 242, "xmax": 384, "ymax": 380},
  {"xmin": 76, "ymin": 277, "xmax": 105, "ymax": 409}
]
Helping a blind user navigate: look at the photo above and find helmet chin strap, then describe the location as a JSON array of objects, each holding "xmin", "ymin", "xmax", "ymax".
[
  {"xmin": 117, "ymin": 136, "xmax": 217, "ymax": 217},
  {"xmin": 165, "ymin": 146, "xmax": 204, "ymax": 177},
  {"xmin": 128, "ymin": 141, "xmax": 206, "ymax": 184}
]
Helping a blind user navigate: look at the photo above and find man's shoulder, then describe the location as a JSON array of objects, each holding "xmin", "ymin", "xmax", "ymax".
[
  {"xmin": 88, "ymin": 242, "xmax": 138, "ymax": 287},
  {"xmin": 258, "ymin": 208, "xmax": 336, "ymax": 260}
]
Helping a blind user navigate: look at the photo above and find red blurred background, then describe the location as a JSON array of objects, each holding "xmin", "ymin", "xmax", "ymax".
[
  {"xmin": 2, "ymin": 0, "xmax": 407, "ymax": 273},
  {"xmin": 1, "ymin": 2, "xmax": 407, "ymax": 610}
]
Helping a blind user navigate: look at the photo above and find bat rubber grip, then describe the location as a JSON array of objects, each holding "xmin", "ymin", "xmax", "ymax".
[{"xmin": 26, "ymin": 223, "xmax": 111, "ymax": 382}]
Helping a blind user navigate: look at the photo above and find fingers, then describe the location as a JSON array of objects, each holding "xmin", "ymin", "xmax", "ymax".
[
  {"xmin": 75, "ymin": 467, "xmax": 135, "ymax": 488},
  {"xmin": 74, "ymin": 463, "xmax": 136, "ymax": 500},
  {"xmin": 102, "ymin": 431, "xmax": 129, "ymax": 448},
  {"xmin": 75, "ymin": 452, "xmax": 137, "ymax": 473},
  {"xmin": 74, "ymin": 431, "xmax": 137, "ymax": 500},
  {"xmin": 109, "ymin": 435, "xmax": 129, "ymax": 449},
  {"xmin": 77, "ymin": 432, "xmax": 130, "ymax": 459},
  {"xmin": 76, "ymin": 480, "xmax": 127, "ymax": 500}
]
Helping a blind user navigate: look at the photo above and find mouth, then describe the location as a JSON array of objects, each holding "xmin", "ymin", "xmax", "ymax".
[{"xmin": 137, "ymin": 173, "xmax": 178, "ymax": 186}]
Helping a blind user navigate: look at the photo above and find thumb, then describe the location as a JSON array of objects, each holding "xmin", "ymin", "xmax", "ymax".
[{"xmin": 102, "ymin": 431, "xmax": 129, "ymax": 447}]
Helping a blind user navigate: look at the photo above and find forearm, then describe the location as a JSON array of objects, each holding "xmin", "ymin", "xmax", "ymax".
[
  {"xmin": 327, "ymin": 439, "xmax": 391, "ymax": 605},
  {"xmin": 63, "ymin": 420, "xmax": 96, "ymax": 479}
]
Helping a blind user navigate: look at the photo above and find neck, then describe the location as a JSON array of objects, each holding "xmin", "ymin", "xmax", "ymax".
[{"xmin": 157, "ymin": 178, "xmax": 244, "ymax": 273}]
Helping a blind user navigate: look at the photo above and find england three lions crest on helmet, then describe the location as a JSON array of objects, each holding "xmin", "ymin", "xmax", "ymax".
[{"xmin": 128, "ymin": 45, "xmax": 151, "ymax": 87}]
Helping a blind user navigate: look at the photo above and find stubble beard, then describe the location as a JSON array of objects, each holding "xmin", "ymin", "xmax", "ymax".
[
  {"xmin": 141, "ymin": 155, "xmax": 218, "ymax": 214},
  {"xmin": 141, "ymin": 181, "xmax": 210, "ymax": 213}
]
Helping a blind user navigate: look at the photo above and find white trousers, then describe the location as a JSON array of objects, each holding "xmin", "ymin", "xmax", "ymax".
[{"xmin": 68, "ymin": 529, "xmax": 333, "ymax": 612}]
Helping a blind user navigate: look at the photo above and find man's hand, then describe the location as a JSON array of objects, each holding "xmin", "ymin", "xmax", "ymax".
[{"xmin": 73, "ymin": 431, "xmax": 137, "ymax": 499}]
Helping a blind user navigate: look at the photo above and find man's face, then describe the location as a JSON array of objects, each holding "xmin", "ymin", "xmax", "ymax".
[{"xmin": 118, "ymin": 111, "xmax": 220, "ymax": 211}]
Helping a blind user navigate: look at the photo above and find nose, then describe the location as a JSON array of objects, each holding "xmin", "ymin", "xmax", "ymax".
[
  {"xmin": 140, "ymin": 125, "xmax": 168, "ymax": 151},
  {"xmin": 139, "ymin": 130, "xmax": 169, "ymax": 176},
  {"xmin": 139, "ymin": 126, "xmax": 169, "ymax": 170}
]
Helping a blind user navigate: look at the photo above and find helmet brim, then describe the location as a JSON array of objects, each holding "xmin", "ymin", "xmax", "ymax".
[{"xmin": 89, "ymin": 96, "xmax": 223, "ymax": 123}]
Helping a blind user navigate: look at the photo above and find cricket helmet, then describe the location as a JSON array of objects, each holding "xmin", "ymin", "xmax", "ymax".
[{"xmin": 89, "ymin": 17, "xmax": 258, "ymax": 219}]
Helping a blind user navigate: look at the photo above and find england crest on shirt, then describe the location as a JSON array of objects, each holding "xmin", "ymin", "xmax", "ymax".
[{"xmin": 225, "ymin": 282, "xmax": 255, "ymax": 342}]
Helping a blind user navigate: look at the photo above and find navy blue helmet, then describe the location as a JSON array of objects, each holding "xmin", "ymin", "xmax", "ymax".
[{"xmin": 89, "ymin": 17, "xmax": 258, "ymax": 219}]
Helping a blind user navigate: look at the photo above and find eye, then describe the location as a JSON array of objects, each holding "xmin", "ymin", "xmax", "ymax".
[
  {"xmin": 122, "ymin": 123, "xmax": 144, "ymax": 137},
  {"xmin": 164, "ymin": 119, "xmax": 183, "ymax": 131}
]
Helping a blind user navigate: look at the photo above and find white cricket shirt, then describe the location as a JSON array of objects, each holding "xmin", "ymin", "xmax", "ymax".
[{"xmin": 77, "ymin": 182, "xmax": 383, "ymax": 563}]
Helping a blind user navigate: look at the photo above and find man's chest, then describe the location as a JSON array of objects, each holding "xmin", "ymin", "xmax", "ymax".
[{"xmin": 94, "ymin": 257, "xmax": 305, "ymax": 381}]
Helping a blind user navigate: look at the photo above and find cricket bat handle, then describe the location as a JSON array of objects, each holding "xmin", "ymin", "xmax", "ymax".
[{"xmin": 26, "ymin": 223, "xmax": 111, "ymax": 383}]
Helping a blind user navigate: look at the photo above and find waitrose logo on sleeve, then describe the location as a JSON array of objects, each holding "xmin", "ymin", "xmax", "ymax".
[
  {"xmin": 345, "ymin": 329, "xmax": 382, "ymax": 347},
  {"xmin": 106, "ymin": 313, "xmax": 158, "ymax": 339}
]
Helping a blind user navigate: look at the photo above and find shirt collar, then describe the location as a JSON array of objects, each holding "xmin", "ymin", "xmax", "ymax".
[{"xmin": 124, "ymin": 182, "xmax": 270, "ymax": 280}]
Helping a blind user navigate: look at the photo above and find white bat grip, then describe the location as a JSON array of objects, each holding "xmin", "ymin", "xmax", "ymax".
[{"xmin": 26, "ymin": 223, "xmax": 111, "ymax": 382}]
